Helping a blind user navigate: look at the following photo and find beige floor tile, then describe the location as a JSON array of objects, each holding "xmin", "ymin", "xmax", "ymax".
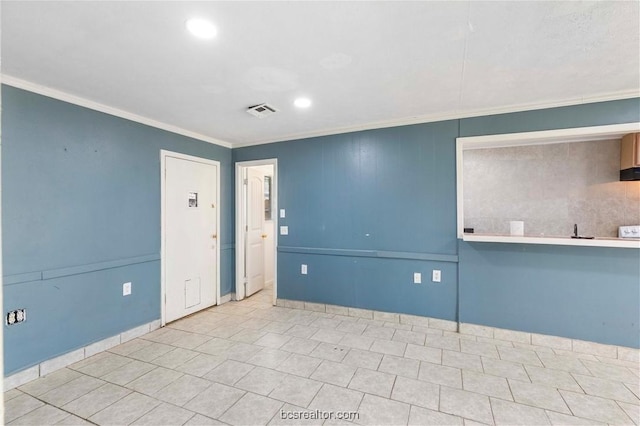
[
  {"xmin": 460, "ymin": 340, "xmax": 500, "ymax": 359},
  {"xmin": 74, "ymin": 353, "xmax": 132, "ymax": 378},
  {"xmin": 247, "ymin": 348, "xmax": 291, "ymax": 369},
  {"xmin": 128, "ymin": 342, "xmax": 175, "ymax": 362},
  {"xmin": 62, "ymin": 382, "xmax": 131, "ymax": 418},
  {"xmin": 523, "ymin": 365, "xmax": 582, "ymax": 392},
  {"xmin": 171, "ymin": 332, "xmax": 214, "ymax": 350},
  {"xmin": 356, "ymin": 394, "xmax": 410, "ymax": 426},
  {"xmin": 89, "ymin": 392, "xmax": 160, "ymax": 425},
  {"xmin": 362, "ymin": 326, "xmax": 395, "ymax": 340},
  {"xmin": 310, "ymin": 360, "xmax": 356, "ymax": 387},
  {"xmin": 378, "ymin": 354, "xmax": 420, "ymax": 379},
  {"xmin": 40, "ymin": 375, "xmax": 105, "ymax": 407},
  {"xmin": 573, "ymin": 373, "xmax": 640, "ymax": 404},
  {"xmin": 220, "ymin": 392, "xmax": 284, "ymax": 425},
  {"xmin": 348, "ymin": 368, "xmax": 396, "ymax": 398},
  {"xmin": 308, "ymin": 342, "xmax": 350, "ymax": 362},
  {"xmin": 498, "ymin": 346, "xmax": 543, "ymax": 367},
  {"xmin": 4, "ymin": 389, "xmax": 24, "ymax": 402},
  {"xmin": 194, "ymin": 337, "xmax": 237, "ymax": 356},
  {"xmin": 108, "ymin": 338, "xmax": 153, "ymax": 356},
  {"xmin": 285, "ymin": 325, "xmax": 318, "ymax": 339},
  {"xmin": 235, "ymin": 366, "xmax": 288, "ymax": 395},
  {"xmin": 425, "ymin": 335, "xmax": 462, "ymax": 352},
  {"xmin": 143, "ymin": 328, "xmax": 192, "ymax": 345},
  {"xmin": 336, "ymin": 321, "xmax": 367, "ymax": 335},
  {"xmin": 4, "ymin": 394, "xmax": 44, "ymax": 424},
  {"xmin": 126, "ymin": 366, "xmax": 183, "ymax": 396},
  {"xmin": 439, "ymin": 387, "xmax": 493, "ymax": 425},
  {"xmin": 581, "ymin": 359, "xmax": 639, "ymax": 384},
  {"xmin": 370, "ymin": 339, "xmax": 406, "ymax": 356},
  {"xmin": 101, "ymin": 360, "xmax": 157, "ymax": 386},
  {"xmin": 184, "ymin": 382, "xmax": 246, "ymax": 419},
  {"xmin": 408, "ymin": 406, "xmax": 463, "ymax": 426},
  {"xmin": 342, "ymin": 348, "xmax": 383, "ymax": 370},
  {"xmin": 392, "ymin": 330, "xmax": 426, "ymax": 345},
  {"xmin": 391, "ymin": 375, "xmax": 439, "ymax": 409},
  {"xmin": 544, "ymin": 411, "xmax": 605, "ymax": 425},
  {"xmin": 18, "ymin": 368, "xmax": 81, "ymax": 397},
  {"xmin": 338, "ymin": 334, "xmax": 374, "ymax": 351},
  {"xmin": 280, "ymin": 337, "xmax": 320, "ymax": 355},
  {"xmin": 154, "ymin": 374, "xmax": 212, "ymax": 406},
  {"xmin": 490, "ymin": 397, "xmax": 550, "ymax": 425},
  {"xmin": 229, "ymin": 328, "xmax": 268, "ymax": 344},
  {"xmin": 221, "ymin": 342, "xmax": 264, "ymax": 362},
  {"xmin": 508, "ymin": 380, "xmax": 571, "ymax": 414},
  {"xmin": 276, "ymin": 353, "xmax": 322, "ymax": 377},
  {"xmin": 204, "ymin": 358, "xmax": 254, "ymax": 385},
  {"xmin": 151, "ymin": 347, "xmax": 199, "ymax": 369},
  {"xmin": 443, "ymin": 350, "xmax": 483, "ymax": 373},
  {"xmin": 536, "ymin": 353, "xmax": 590, "ymax": 375},
  {"xmin": 560, "ymin": 390, "xmax": 635, "ymax": 424},
  {"xmin": 174, "ymin": 353, "xmax": 225, "ymax": 377},
  {"xmin": 481, "ymin": 357, "xmax": 530, "ymax": 381},
  {"xmin": 404, "ymin": 343, "xmax": 442, "ymax": 364},
  {"xmin": 418, "ymin": 361, "xmax": 462, "ymax": 388},
  {"xmin": 618, "ymin": 401, "xmax": 640, "ymax": 426},
  {"xmin": 255, "ymin": 332, "xmax": 293, "ymax": 349},
  {"xmin": 131, "ymin": 402, "xmax": 196, "ymax": 425},
  {"xmin": 184, "ymin": 413, "xmax": 225, "ymax": 425},
  {"xmin": 55, "ymin": 414, "xmax": 93, "ymax": 425},
  {"xmin": 308, "ymin": 384, "xmax": 363, "ymax": 413},
  {"xmin": 8, "ymin": 404, "xmax": 70, "ymax": 425},
  {"xmin": 269, "ymin": 374, "xmax": 323, "ymax": 407},
  {"xmin": 462, "ymin": 370, "xmax": 512, "ymax": 400}
]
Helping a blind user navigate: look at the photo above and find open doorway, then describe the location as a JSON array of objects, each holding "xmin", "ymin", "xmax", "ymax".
[{"xmin": 235, "ymin": 159, "xmax": 277, "ymax": 304}]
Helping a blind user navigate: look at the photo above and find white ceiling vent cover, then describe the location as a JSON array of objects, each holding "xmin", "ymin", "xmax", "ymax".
[{"xmin": 246, "ymin": 103, "xmax": 278, "ymax": 118}]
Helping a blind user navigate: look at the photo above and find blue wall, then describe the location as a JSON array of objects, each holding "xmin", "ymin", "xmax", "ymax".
[
  {"xmin": 235, "ymin": 121, "xmax": 460, "ymax": 319},
  {"xmin": 2, "ymin": 86, "xmax": 233, "ymax": 374},
  {"xmin": 235, "ymin": 97, "xmax": 640, "ymax": 348}
]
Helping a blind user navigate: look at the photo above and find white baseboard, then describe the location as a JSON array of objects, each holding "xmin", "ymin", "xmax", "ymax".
[
  {"xmin": 277, "ymin": 298, "xmax": 640, "ymax": 360},
  {"xmin": 220, "ymin": 293, "xmax": 232, "ymax": 304},
  {"xmin": 4, "ymin": 318, "xmax": 161, "ymax": 391}
]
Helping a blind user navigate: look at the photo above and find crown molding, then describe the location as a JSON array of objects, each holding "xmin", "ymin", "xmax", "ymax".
[
  {"xmin": 233, "ymin": 90, "xmax": 640, "ymax": 148},
  {"xmin": 0, "ymin": 75, "xmax": 233, "ymax": 149}
]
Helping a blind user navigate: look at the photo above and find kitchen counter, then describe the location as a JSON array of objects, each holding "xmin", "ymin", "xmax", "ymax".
[{"xmin": 462, "ymin": 233, "xmax": 640, "ymax": 249}]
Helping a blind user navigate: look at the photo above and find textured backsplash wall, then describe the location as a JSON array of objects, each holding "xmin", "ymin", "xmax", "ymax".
[{"xmin": 463, "ymin": 139, "xmax": 640, "ymax": 238}]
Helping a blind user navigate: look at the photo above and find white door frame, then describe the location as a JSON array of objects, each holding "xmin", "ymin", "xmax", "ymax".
[
  {"xmin": 235, "ymin": 159, "xmax": 278, "ymax": 305},
  {"xmin": 160, "ymin": 150, "xmax": 221, "ymax": 326}
]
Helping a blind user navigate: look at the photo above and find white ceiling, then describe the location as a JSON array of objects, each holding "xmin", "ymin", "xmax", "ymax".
[{"xmin": 2, "ymin": 1, "xmax": 639, "ymax": 147}]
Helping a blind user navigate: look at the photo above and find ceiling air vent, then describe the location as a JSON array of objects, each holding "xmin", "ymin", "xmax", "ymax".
[{"xmin": 246, "ymin": 103, "xmax": 278, "ymax": 119}]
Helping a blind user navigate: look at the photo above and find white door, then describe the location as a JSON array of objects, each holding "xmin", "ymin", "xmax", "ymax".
[
  {"xmin": 165, "ymin": 156, "xmax": 218, "ymax": 323},
  {"xmin": 245, "ymin": 168, "xmax": 266, "ymax": 297}
]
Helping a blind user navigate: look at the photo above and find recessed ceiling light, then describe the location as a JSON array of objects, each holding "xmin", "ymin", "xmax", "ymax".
[
  {"xmin": 294, "ymin": 97, "xmax": 312, "ymax": 108},
  {"xmin": 186, "ymin": 18, "xmax": 217, "ymax": 39}
]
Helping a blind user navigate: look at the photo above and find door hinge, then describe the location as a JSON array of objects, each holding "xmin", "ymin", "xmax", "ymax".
[{"xmin": 243, "ymin": 178, "xmax": 248, "ymax": 185}]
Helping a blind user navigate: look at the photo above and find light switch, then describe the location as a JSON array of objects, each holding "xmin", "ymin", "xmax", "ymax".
[
  {"xmin": 280, "ymin": 226, "xmax": 289, "ymax": 235},
  {"xmin": 413, "ymin": 273, "xmax": 422, "ymax": 284},
  {"xmin": 123, "ymin": 282, "xmax": 132, "ymax": 296},
  {"xmin": 280, "ymin": 209, "xmax": 286, "ymax": 218},
  {"xmin": 301, "ymin": 264, "xmax": 307, "ymax": 275}
]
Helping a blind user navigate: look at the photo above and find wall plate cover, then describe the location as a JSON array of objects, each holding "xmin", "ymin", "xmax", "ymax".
[
  {"xmin": 280, "ymin": 226, "xmax": 289, "ymax": 235},
  {"xmin": 123, "ymin": 282, "xmax": 132, "ymax": 296}
]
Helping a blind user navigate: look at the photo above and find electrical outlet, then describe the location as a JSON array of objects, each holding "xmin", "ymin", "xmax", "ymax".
[
  {"xmin": 301, "ymin": 264, "xmax": 308, "ymax": 275},
  {"xmin": 280, "ymin": 226, "xmax": 289, "ymax": 235},
  {"xmin": 280, "ymin": 209, "xmax": 286, "ymax": 218},
  {"xmin": 413, "ymin": 272, "xmax": 422, "ymax": 284},
  {"xmin": 432, "ymin": 270, "xmax": 441, "ymax": 283},
  {"xmin": 6, "ymin": 309, "xmax": 26, "ymax": 325},
  {"xmin": 123, "ymin": 282, "xmax": 132, "ymax": 296}
]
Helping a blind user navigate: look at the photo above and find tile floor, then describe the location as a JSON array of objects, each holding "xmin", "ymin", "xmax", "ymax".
[{"xmin": 4, "ymin": 286, "xmax": 640, "ymax": 425}]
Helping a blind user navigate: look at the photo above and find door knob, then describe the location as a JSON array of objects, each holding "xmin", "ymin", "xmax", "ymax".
[
  {"xmin": 212, "ymin": 234, "xmax": 217, "ymax": 239},
  {"xmin": 261, "ymin": 234, "xmax": 267, "ymax": 239}
]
